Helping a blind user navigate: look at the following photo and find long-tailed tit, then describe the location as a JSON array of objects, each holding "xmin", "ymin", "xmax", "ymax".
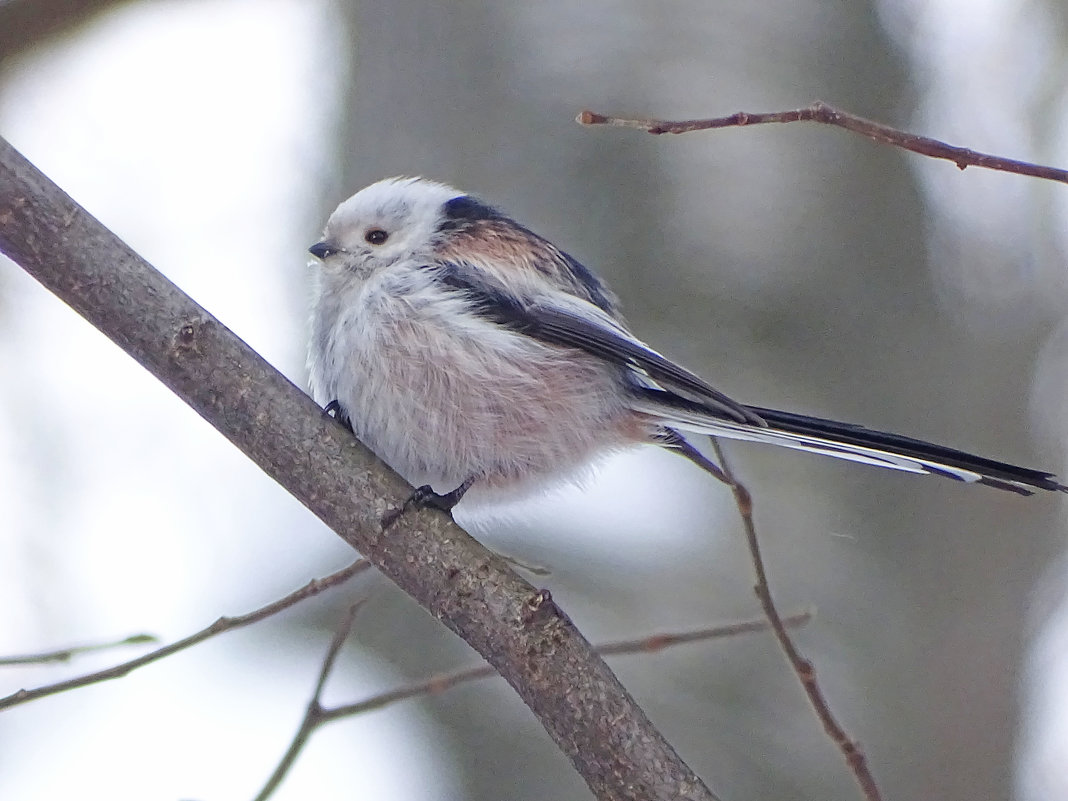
[{"xmin": 307, "ymin": 176, "xmax": 1066, "ymax": 509}]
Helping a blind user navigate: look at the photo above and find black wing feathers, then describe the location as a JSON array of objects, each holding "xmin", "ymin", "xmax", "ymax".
[
  {"xmin": 434, "ymin": 263, "xmax": 761, "ymax": 425},
  {"xmin": 432, "ymin": 260, "xmax": 1065, "ymax": 495},
  {"xmin": 529, "ymin": 304, "xmax": 762, "ymax": 425}
]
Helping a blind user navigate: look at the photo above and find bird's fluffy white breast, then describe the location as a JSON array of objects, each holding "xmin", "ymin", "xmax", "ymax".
[{"xmin": 308, "ymin": 262, "xmax": 635, "ymax": 496}]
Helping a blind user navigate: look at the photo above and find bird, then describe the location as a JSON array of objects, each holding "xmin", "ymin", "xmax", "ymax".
[{"xmin": 306, "ymin": 176, "xmax": 1066, "ymax": 510}]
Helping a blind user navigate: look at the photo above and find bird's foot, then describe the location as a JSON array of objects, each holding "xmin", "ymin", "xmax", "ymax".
[
  {"xmin": 323, "ymin": 399, "xmax": 353, "ymax": 432},
  {"xmin": 380, "ymin": 478, "xmax": 475, "ymax": 530}
]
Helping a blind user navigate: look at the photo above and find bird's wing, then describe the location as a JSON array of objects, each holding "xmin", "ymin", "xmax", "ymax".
[
  {"xmin": 432, "ymin": 261, "xmax": 763, "ymax": 425},
  {"xmin": 430, "ymin": 260, "xmax": 1065, "ymax": 495}
]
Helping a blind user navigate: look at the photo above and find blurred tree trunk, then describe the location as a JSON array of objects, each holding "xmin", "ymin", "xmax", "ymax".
[
  {"xmin": 0, "ymin": 0, "xmax": 134, "ymax": 66},
  {"xmin": 324, "ymin": 2, "xmax": 667, "ymax": 799}
]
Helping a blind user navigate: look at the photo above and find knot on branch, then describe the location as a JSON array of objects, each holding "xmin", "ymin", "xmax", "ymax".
[
  {"xmin": 521, "ymin": 588, "xmax": 557, "ymax": 628},
  {"xmin": 170, "ymin": 317, "xmax": 210, "ymax": 359}
]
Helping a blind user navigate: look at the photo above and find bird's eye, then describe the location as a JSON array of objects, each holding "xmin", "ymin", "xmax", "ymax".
[{"xmin": 365, "ymin": 228, "xmax": 389, "ymax": 245}]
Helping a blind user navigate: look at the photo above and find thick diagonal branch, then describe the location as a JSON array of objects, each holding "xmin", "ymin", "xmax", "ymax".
[{"xmin": 0, "ymin": 137, "xmax": 717, "ymax": 801}]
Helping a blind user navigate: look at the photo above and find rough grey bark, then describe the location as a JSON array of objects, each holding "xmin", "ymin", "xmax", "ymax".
[{"xmin": 0, "ymin": 136, "xmax": 720, "ymax": 801}]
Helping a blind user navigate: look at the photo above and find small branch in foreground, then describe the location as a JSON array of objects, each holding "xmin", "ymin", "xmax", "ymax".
[
  {"xmin": 0, "ymin": 559, "xmax": 370, "ymax": 711},
  {"xmin": 578, "ymin": 102, "xmax": 1068, "ymax": 184},
  {"xmin": 0, "ymin": 633, "xmax": 158, "ymax": 667},
  {"xmin": 324, "ymin": 610, "xmax": 813, "ymax": 722},
  {"xmin": 254, "ymin": 611, "xmax": 812, "ymax": 801},
  {"xmin": 710, "ymin": 442, "xmax": 882, "ymax": 801},
  {"xmin": 253, "ymin": 603, "xmax": 365, "ymax": 801}
]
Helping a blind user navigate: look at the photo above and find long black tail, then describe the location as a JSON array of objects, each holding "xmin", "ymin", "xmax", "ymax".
[
  {"xmin": 633, "ymin": 388, "xmax": 1066, "ymax": 495},
  {"xmin": 750, "ymin": 406, "xmax": 1065, "ymax": 494}
]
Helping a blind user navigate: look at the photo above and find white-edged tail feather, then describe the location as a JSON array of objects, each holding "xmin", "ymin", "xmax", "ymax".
[{"xmin": 632, "ymin": 390, "xmax": 1067, "ymax": 495}]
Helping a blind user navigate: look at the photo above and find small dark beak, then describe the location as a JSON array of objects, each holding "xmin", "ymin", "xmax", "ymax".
[{"xmin": 309, "ymin": 241, "xmax": 337, "ymax": 260}]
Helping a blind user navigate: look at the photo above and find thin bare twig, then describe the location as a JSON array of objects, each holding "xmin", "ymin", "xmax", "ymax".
[
  {"xmin": 323, "ymin": 611, "xmax": 813, "ymax": 722},
  {"xmin": 578, "ymin": 102, "xmax": 1068, "ymax": 184},
  {"xmin": 709, "ymin": 441, "xmax": 882, "ymax": 801},
  {"xmin": 253, "ymin": 602, "xmax": 365, "ymax": 801},
  {"xmin": 0, "ymin": 559, "xmax": 370, "ymax": 711},
  {"xmin": 0, "ymin": 633, "xmax": 158, "ymax": 667},
  {"xmin": 254, "ymin": 612, "xmax": 811, "ymax": 800}
]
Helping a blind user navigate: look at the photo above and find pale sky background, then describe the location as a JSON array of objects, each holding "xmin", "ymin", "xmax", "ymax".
[
  {"xmin": 0, "ymin": 3, "xmax": 725, "ymax": 798},
  {"xmin": 2, "ymin": 1, "xmax": 1068, "ymax": 800},
  {"xmin": 0, "ymin": 3, "xmax": 461, "ymax": 799}
]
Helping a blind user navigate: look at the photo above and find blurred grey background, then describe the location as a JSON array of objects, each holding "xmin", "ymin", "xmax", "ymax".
[{"xmin": 2, "ymin": 1, "xmax": 1068, "ymax": 800}]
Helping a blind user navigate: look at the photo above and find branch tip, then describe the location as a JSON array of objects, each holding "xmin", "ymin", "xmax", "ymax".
[{"xmin": 578, "ymin": 101, "xmax": 1068, "ymax": 184}]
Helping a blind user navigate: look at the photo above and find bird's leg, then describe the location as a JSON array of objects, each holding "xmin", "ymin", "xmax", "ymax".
[
  {"xmin": 323, "ymin": 399, "xmax": 353, "ymax": 432},
  {"xmin": 658, "ymin": 428, "xmax": 730, "ymax": 485},
  {"xmin": 381, "ymin": 477, "xmax": 476, "ymax": 530},
  {"xmin": 408, "ymin": 477, "xmax": 475, "ymax": 512}
]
